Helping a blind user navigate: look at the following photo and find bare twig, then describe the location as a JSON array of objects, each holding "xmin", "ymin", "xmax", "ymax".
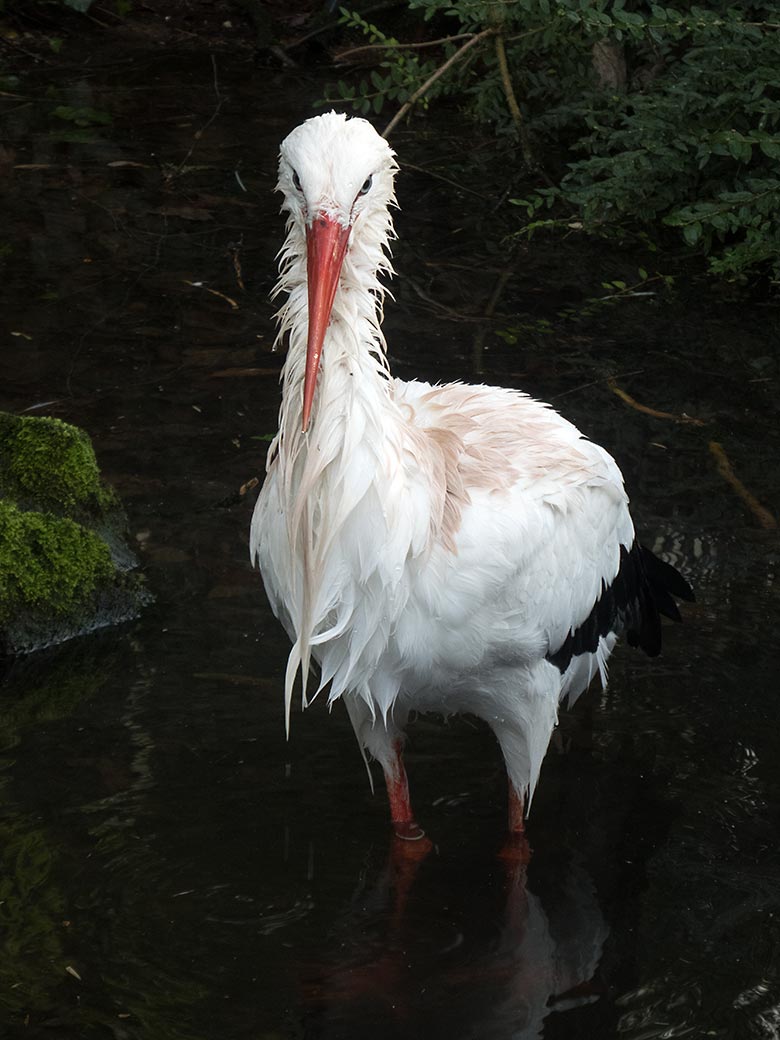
[
  {"xmin": 336, "ymin": 32, "xmax": 477, "ymax": 61},
  {"xmin": 495, "ymin": 35, "xmax": 522, "ymax": 127},
  {"xmin": 210, "ymin": 53, "xmax": 221, "ymax": 99},
  {"xmin": 0, "ymin": 34, "xmax": 54, "ymax": 65},
  {"xmin": 228, "ymin": 239, "xmax": 245, "ymax": 292},
  {"xmin": 183, "ymin": 281, "xmax": 239, "ymax": 310},
  {"xmin": 382, "ymin": 27, "xmax": 495, "ymax": 138},
  {"xmin": 472, "ymin": 261, "xmax": 516, "ymax": 375},
  {"xmin": 709, "ymin": 441, "xmax": 777, "ymax": 529},
  {"xmin": 551, "ymin": 371, "xmax": 646, "ymax": 402},
  {"xmin": 495, "ymin": 33, "xmax": 538, "ymax": 167},
  {"xmin": 607, "ymin": 377, "xmax": 707, "ymax": 425},
  {"xmin": 173, "ymin": 55, "xmax": 224, "ymax": 176},
  {"xmin": 403, "ymin": 160, "xmax": 483, "ymax": 198},
  {"xmin": 404, "ymin": 275, "xmax": 508, "ymax": 323}
]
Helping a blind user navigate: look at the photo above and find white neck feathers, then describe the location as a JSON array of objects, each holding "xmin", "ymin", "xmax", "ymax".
[{"xmin": 267, "ymin": 190, "xmax": 416, "ymax": 728}]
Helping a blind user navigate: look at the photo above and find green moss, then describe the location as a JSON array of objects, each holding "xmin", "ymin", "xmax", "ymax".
[
  {"xmin": 0, "ymin": 411, "xmax": 149, "ymax": 653},
  {"xmin": 0, "ymin": 412, "xmax": 117, "ymax": 515},
  {"xmin": 0, "ymin": 500, "xmax": 115, "ymax": 624},
  {"xmin": 0, "ymin": 650, "xmax": 111, "ymax": 751},
  {"xmin": 0, "ymin": 817, "xmax": 66, "ymax": 1017}
]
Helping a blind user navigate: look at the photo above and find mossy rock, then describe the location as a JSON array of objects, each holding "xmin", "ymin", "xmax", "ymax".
[
  {"xmin": 0, "ymin": 411, "xmax": 117, "ymax": 515},
  {"xmin": 0, "ymin": 411, "xmax": 151, "ymax": 656},
  {"xmin": 0, "ymin": 501, "xmax": 114, "ymax": 619}
]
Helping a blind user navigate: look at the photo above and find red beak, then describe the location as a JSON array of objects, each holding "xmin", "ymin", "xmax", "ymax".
[{"xmin": 302, "ymin": 213, "xmax": 351, "ymax": 432}]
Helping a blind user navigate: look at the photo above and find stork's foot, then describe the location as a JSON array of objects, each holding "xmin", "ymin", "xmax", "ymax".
[
  {"xmin": 393, "ymin": 819, "xmax": 426, "ymax": 841},
  {"xmin": 383, "ymin": 740, "xmax": 432, "ymax": 857},
  {"xmin": 392, "ymin": 821, "xmax": 433, "ymax": 859}
]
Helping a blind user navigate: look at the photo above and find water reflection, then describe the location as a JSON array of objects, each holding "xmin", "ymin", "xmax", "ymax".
[{"xmin": 300, "ymin": 847, "xmax": 609, "ymax": 1039}]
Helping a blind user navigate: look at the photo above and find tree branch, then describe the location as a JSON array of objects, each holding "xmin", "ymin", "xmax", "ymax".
[
  {"xmin": 336, "ymin": 32, "xmax": 478, "ymax": 62},
  {"xmin": 383, "ymin": 27, "xmax": 496, "ymax": 137}
]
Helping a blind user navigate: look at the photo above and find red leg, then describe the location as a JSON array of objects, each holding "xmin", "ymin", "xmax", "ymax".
[
  {"xmin": 499, "ymin": 783, "xmax": 531, "ymax": 867},
  {"xmin": 383, "ymin": 740, "xmax": 429, "ymax": 849},
  {"xmin": 508, "ymin": 784, "xmax": 525, "ymax": 838},
  {"xmin": 383, "ymin": 741, "xmax": 432, "ymax": 922}
]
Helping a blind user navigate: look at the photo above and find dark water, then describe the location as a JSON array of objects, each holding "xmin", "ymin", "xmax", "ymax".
[{"xmin": 1, "ymin": 41, "xmax": 779, "ymax": 1040}]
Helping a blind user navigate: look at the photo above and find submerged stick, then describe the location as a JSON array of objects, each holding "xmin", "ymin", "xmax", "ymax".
[
  {"xmin": 709, "ymin": 441, "xmax": 777, "ymax": 530},
  {"xmin": 607, "ymin": 377, "xmax": 706, "ymax": 425}
]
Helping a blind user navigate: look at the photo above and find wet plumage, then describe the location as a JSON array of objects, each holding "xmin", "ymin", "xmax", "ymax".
[{"xmin": 250, "ymin": 112, "xmax": 693, "ymax": 838}]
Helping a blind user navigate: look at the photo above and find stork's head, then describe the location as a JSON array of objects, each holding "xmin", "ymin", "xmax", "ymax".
[{"xmin": 277, "ymin": 112, "xmax": 397, "ymax": 431}]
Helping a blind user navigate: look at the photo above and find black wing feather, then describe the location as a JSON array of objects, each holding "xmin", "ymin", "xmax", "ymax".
[{"xmin": 547, "ymin": 541, "xmax": 694, "ymax": 674}]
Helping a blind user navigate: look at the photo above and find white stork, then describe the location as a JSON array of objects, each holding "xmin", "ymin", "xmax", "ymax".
[{"xmin": 250, "ymin": 112, "xmax": 692, "ymax": 846}]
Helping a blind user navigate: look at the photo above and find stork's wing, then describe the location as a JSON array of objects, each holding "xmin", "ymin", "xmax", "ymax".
[{"xmin": 396, "ymin": 378, "xmax": 692, "ymax": 689}]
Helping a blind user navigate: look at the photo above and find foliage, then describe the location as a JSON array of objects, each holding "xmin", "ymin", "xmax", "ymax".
[
  {"xmin": 330, "ymin": 1, "xmax": 780, "ymax": 283},
  {"xmin": 51, "ymin": 104, "xmax": 112, "ymax": 127},
  {"xmin": 0, "ymin": 816, "xmax": 67, "ymax": 1018},
  {"xmin": 334, "ymin": 9, "xmax": 441, "ymax": 116},
  {"xmin": 49, "ymin": 103, "xmax": 114, "ymax": 142}
]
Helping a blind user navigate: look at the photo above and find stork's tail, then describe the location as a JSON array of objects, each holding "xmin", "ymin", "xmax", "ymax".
[
  {"xmin": 547, "ymin": 540, "xmax": 694, "ymax": 674},
  {"xmin": 627, "ymin": 544, "xmax": 695, "ymax": 657}
]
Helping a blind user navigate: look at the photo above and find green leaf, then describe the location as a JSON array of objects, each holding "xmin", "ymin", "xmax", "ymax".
[
  {"xmin": 51, "ymin": 105, "xmax": 112, "ymax": 126},
  {"xmin": 726, "ymin": 134, "xmax": 751, "ymax": 162},
  {"xmin": 495, "ymin": 329, "xmax": 518, "ymax": 345},
  {"xmin": 682, "ymin": 222, "xmax": 702, "ymax": 246}
]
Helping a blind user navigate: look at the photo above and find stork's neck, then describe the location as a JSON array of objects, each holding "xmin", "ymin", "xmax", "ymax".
[
  {"xmin": 267, "ymin": 216, "xmax": 411, "ymax": 711},
  {"xmin": 273, "ymin": 211, "xmax": 397, "ymax": 464}
]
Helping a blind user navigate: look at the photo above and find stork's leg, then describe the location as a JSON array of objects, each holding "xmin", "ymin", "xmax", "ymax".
[
  {"xmin": 382, "ymin": 740, "xmax": 428, "ymax": 844},
  {"xmin": 485, "ymin": 668, "xmax": 559, "ymax": 866},
  {"xmin": 343, "ymin": 696, "xmax": 430, "ymax": 848},
  {"xmin": 489, "ymin": 723, "xmax": 534, "ymax": 865},
  {"xmin": 508, "ymin": 783, "xmax": 526, "ymax": 838},
  {"xmin": 500, "ymin": 782, "xmax": 531, "ymax": 867},
  {"xmin": 482, "ymin": 665, "xmax": 561, "ymax": 861},
  {"xmin": 377, "ymin": 743, "xmax": 430, "ymax": 927}
]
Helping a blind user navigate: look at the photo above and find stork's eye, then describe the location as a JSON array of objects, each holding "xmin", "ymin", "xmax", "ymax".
[
  {"xmin": 359, "ymin": 175, "xmax": 373, "ymax": 196},
  {"xmin": 292, "ymin": 169, "xmax": 302, "ymax": 192}
]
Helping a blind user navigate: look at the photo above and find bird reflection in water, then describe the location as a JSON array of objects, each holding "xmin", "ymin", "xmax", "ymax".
[{"xmin": 299, "ymin": 835, "xmax": 609, "ymax": 1039}]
